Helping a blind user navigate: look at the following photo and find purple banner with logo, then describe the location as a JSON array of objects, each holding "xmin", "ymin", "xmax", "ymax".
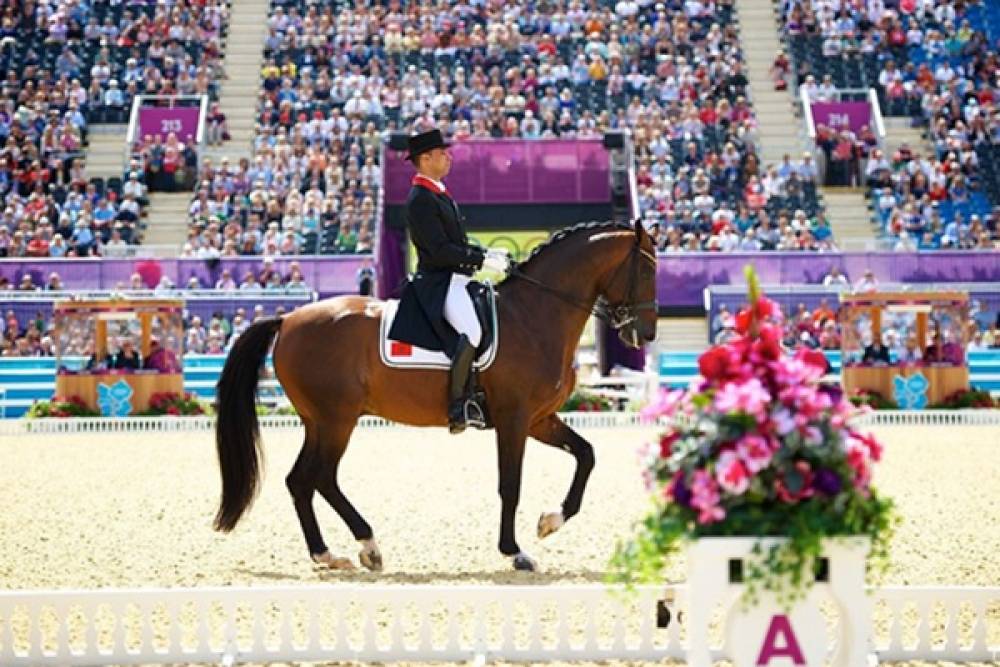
[
  {"xmin": 0, "ymin": 257, "xmax": 367, "ymax": 298},
  {"xmin": 137, "ymin": 106, "xmax": 202, "ymax": 143},
  {"xmin": 810, "ymin": 101, "xmax": 872, "ymax": 134},
  {"xmin": 385, "ymin": 139, "xmax": 610, "ymax": 205},
  {"xmin": 5, "ymin": 252, "xmax": 1000, "ymax": 310}
]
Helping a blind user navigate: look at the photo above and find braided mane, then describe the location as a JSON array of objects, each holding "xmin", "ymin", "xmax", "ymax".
[{"xmin": 515, "ymin": 220, "xmax": 633, "ymax": 270}]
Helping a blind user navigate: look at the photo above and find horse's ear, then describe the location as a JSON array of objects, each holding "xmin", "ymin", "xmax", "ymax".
[{"xmin": 633, "ymin": 217, "xmax": 645, "ymax": 243}]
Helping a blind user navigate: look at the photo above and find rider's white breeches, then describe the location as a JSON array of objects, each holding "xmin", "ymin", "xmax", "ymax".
[{"xmin": 443, "ymin": 274, "xmax": 482, "ymax": 348}]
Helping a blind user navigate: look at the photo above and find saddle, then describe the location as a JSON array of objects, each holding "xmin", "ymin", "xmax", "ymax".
[{"xmin": 381, "ymin": 280, "xmax": 499, "ymax": 371}]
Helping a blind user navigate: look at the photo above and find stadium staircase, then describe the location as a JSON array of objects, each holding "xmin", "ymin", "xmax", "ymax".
[
  {"xmin": 737, "ymin": 0, "xmax": 874, "ymax": 247},
  {"xmin": 84, "ymin": 125, "xmax": 129, "ymax": 180},
  {"xmin": 655, "ymin": 318, "xmax": 709, "ymax": 351},
  {"xmin": 735, "ymin": 0, "xmax": 803, "ymax": 167},
  {"xmin": 141, "ymin": 0, "xmax": 268, "ymax": 248},
  {"xmin": 142, "ymin": 193, "xmax": 193, "ymax": 246},
  {"xmin": 202, "ymin": 0, "xmax": 269, "ymax": 163}
]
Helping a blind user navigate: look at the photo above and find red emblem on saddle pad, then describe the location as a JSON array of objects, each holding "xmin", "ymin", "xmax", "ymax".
[{"xmin": 390, "ymin": 341, "xmax": 413, "ymax": 356}]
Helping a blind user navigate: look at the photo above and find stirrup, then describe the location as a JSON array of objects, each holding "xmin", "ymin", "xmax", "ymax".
[{"xmin": 463, "ymin": 398, "xmax": 487, "ymax": 430}]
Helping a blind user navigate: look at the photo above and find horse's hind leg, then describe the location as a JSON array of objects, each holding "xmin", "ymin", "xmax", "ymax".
[
  {"xmin": 285, "ymin": 424, "xmax": 354, "ymax": 570},
  {"xmin": 529, "ymin": 414, "xmax": 596, "ymax": 539},
  {"xmin": 313, "ymin": 416, "xmax": 382, "ymax": 572}
]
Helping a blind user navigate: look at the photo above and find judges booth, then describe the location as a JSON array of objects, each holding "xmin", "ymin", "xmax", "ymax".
[
  {"xmin": 839, "ymin": 291, "xmax": 969, "ymax": 408},
  {"xmin": 54, "ymin": 298, "xmax": 185, "ymax": 416}
]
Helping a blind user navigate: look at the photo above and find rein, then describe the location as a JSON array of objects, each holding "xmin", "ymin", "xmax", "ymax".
[{"xmin": 506, "ymin": 244, "xmax": 657, "ymax": 332}]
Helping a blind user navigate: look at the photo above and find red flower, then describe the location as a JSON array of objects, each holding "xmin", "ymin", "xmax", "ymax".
[
  {"xmin": 659, "ymin": 431, "xmax": 679, "ymax": 458},
  {"xmin": 795, "ymin": 347, "xmax": 830, "ymax": 372},
  {"xmin": 698, "ymin": 346, "xmax": 732, "ymax": 382},
  {"xmin": 754, "ymin": 297, "xmax": 781, "ymax": 321},
  {"xmin": 774, "ymin": 461, "xmax": 815, "ymax": 504},
  {"xmin": 734, "ymin": 308, "xmax": 752, "ymax": 334},
  {"xmin": 166, "ymin": 405, "xmax": 180, "ymax": 415},
  {"xmin": 752, "ymin": 323, "xmax": 783, "ymax": 361}
]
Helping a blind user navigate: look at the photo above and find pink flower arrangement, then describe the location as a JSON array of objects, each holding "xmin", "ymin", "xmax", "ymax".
[{"xmin": 614, "ymin": 266, "xmax": 896, "ymax": 597}]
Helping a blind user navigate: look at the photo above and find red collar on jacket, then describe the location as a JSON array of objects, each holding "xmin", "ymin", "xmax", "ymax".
[{"xmin": 412, "ymin": 174, "xmax": 448, "ymax": 196}]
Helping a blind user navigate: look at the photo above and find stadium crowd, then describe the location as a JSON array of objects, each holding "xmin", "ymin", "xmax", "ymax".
[
  {"xmin": 779, "ymin": 0, "xmax": 1000, "ymax": 249},
  {"xmin": 0, "ymin": 0, "xmax": 231, "ymax": 257},
  {"xmin": 178, "ymin": 0, "xmax": 840, "ymax": 255}
]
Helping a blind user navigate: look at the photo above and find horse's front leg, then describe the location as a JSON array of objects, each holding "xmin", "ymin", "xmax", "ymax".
[
  {"xmin": 495, "ymin": 417, "xmax": 536, "ymax": 571},
  {"xmin": 529, "ymin": 414, "xmax": 595, "ymax": 539}
]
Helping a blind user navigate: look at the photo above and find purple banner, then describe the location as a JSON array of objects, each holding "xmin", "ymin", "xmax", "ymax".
[
  {"xmin": 385, "ymin": 139, "xmax": 610, "ymax": 205},
  {"xmin": 0, "ymin": 257, "xmax": 366, "ymax": 298},
  {"xmin": 1, "ymin": 295, "xmax": 314, "ymax": 330},
  {"xmin": 137, "ymin": 106, "xmax": 202, "ymax": 143},
  {"xmin": 810, "ymin": 101, "xmax": 872, "ymax": 134},
  {"xmin": 6, "ymin": 252, "xmax": 1000, "ymax": 310}
]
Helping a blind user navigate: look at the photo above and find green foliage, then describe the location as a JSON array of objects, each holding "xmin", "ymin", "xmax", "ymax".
[
  {"xmin": 848, "ymin": 388, "xmax": 898, "ymax": 410},
  {"xmin": 27, "ymin": 395, "xmax": 101, "ymax": 418},
  {"xmin": 930, "ymin": 386, "xmax": 997, "ymax": 409},
  {"xmin": 560, "ymin": 389, "xmax": 614, "ymax": 412},
  {"xmin": 137, "ymin": 392, "xmax": 207, "ymax": 416}
]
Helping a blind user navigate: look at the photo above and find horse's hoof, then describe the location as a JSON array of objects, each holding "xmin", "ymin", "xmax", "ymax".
[
  {"xmin": 311, "ymin": 551, "xmax": 356, "ymax": 571},
  {"xmin": 512, "ymin": 552, "xmax": 537, "ymax": 572},
  {"xmin": 359, "ymin": 538, "xmax": 383, "ymax": 572},
  {"xmin": 537, "ymin": 511, "xmax": 565, "ymax": 539}
]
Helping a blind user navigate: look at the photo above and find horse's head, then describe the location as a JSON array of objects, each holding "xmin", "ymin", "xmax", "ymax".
[{"xmin": 597, "ymin": 219, "xmax": 658, "ymax": 348}]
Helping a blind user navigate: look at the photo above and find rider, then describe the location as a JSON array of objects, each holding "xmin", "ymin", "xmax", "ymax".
[{"xmin": 387, "ymin": 129, "xmax": 510, "ymax": 433}]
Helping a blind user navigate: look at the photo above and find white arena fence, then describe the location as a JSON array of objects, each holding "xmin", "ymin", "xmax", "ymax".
[
  {"xmin": 0, "ymin": 584, "xmax": 996, "ymax": 665},
  {"xmin": 1, "ymin": 409, "xmax": 999, "ymax": 437}
]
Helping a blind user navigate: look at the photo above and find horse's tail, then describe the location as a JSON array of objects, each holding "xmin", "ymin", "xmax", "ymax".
[{"xmin": 213, "ymin": 316, "xmax": 282, "ymax": 532}]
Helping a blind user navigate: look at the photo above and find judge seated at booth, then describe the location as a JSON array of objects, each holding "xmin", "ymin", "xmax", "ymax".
[
  {"xmin": 83, "ymin": 340, "xmax": 107, "ymax": 371},
  {"xmin": 110, "ymin": 338, "xmax": 142, "ymax": 370},
  {"xmin": 897, "ymin": 335, "xmax": 923, "ymax": 365},
  {"xmin": 924, "ymin": 331, "xmax": 964, "ymax": 366},
  {"xmin": 144, "ymin": 337, "xmax": 180, "ymax": 373},
  {"xmin": 862, "ymin": 337, "xmax": 891, "ymax": 365}
]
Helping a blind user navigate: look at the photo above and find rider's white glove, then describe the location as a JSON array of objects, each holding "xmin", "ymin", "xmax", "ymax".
[{"xmin": 482, "ymin": 249, "xmax": 511, "ymax": 273}]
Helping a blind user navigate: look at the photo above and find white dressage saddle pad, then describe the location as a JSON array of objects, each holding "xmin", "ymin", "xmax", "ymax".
[{"xmin": 380, "ymin": 298, "xmax": 499, "ymax": 371}]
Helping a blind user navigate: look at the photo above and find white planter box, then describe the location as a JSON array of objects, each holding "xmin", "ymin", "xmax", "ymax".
[{"xmin": 685, "ymin": 536, "xmax": 871, "ymax": 667}]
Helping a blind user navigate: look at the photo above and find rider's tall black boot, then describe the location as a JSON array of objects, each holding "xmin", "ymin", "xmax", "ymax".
[{"xmin": 448, "ymin": 335, "xmax": 477, "ymax": 434}]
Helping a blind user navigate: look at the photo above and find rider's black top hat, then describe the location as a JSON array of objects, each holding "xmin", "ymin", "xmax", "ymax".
[{"xmin": 405, "ymin": 129, "xmax": 451, "ymax": 161}]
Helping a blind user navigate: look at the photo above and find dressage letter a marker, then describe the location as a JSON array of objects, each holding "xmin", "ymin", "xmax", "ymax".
[{"xmin": 756, "ymin": 614, "xmax": 806, "ymax": 665}]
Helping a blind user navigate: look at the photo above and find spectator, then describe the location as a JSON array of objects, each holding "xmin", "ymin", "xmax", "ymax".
[{"xmin": 854, "ymin": 269, "xmax": 879, "ymax": 293}]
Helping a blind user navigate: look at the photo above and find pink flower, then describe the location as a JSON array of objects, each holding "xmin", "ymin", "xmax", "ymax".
[
  {"xmin": 690, "ymin": 470, "xmax": 725, "ymax": 524},
  {"xmin": 771, "ymin": 356, "xmax": 825, "ymax": 389},
  {"xmin": 713, "ymin": 377, "xmax": 771, "ymax": 420},
  {"xmin": 844, "ymin": 437, "xmax": 873, "ymax": 489},
  {"xmin": 641, "ymin": 388, "xmax": 685, "ymax": 421},
  {"xmin": 736, "ymin": 434, "xmax": 774, "ymax": 473},
  {"xmin": 772, "ymin": 408, "xmax": 796, "ymax": 435},
  {"xmin": 851, "ymin": 430, "xmax": 884, "ymax": 462},
  {"xmin": 715, "ymin": 450, "xmax": 750, "ymax": 495}
]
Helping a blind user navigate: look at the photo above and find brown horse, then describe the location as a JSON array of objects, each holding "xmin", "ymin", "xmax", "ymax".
[{"xmin": 213, "ymin": 219, "xmax": 658, "ymax": 571}]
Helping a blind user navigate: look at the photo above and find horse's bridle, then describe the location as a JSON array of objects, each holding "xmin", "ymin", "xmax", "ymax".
[{"xmin": 507, "ymin": 242, "xmax": 658, "ymax": 337}]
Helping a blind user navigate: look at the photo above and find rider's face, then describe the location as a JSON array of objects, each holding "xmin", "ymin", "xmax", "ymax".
[{"xmin": 420, "ymin": 148, "xmax": 451, "ymax": 179}]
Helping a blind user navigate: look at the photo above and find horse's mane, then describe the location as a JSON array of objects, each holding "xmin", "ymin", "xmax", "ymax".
[{"xmin": 513, "ymin": 220, "xmax": 633, "ymax": 271}]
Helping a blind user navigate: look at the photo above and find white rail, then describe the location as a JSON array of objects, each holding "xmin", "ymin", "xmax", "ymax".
[
  {"xmin": 0, "ymin": 411, "xmax": 648, "ymax": 436},
  {"xmin": 0, "ymin": 584, "xmax": 995, "ymax": 665},
  {"xmin": 3, "ymin": 410, "xmax": 999, "ymax": 436}
]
